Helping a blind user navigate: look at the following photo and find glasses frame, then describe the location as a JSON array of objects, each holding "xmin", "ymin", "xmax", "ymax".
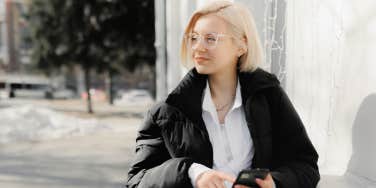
[{"xmin": 185, "ymin": 32, "xmax": 233, "ymax": 50}]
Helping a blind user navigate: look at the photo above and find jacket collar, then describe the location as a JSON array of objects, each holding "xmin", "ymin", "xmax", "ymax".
[{"xmin": 165, "ymin": 68, "xmax": 280, "ymax": 124}]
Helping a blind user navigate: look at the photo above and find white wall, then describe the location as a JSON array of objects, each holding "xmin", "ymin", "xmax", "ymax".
[
  {"xmin": 165, "ymin": 0, "xmax": 197, "ymax": 93},
  {"xmin": 286, "ymin": 0, "xmax": 376, "ymax": 181}
]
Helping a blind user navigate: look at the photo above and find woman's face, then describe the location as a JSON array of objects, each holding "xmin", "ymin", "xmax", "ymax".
[{"xmin": 189, "ymin": 14, "xmax": 241, "ymax": 75}]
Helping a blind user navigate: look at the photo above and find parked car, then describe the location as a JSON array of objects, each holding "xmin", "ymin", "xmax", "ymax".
[
  {"xmin": 0, "ymin": 76, "xmax": 52, "ymax": 99},
  {"xmin": 114, "ymin": 89, "xmax": 154, "ymax": 105},
  {"xmin": 50, "ymin": 88, "xmax": 76, "ymax": 99}
]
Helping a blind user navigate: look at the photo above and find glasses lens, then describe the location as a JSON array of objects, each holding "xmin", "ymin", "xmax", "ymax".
[
  {"xmin": 205, "ymin": 34, "xmax": 218, "ymax": 48},
  {"xmin": 187, "ymin": 33, "xmax": 199, "ymax": 46},
  {"xmin": 186, "ymin": 33, "xmax": 219, "ymax": 50}
]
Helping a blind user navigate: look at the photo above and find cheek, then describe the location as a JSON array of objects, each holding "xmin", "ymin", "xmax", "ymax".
[
  {"xmin": 212, "ymin": 48, "xmax": 236, "ymax": 63},
  {"xmin": 213, "ymin": 50, "xmax": 226, "ymax": 59}
]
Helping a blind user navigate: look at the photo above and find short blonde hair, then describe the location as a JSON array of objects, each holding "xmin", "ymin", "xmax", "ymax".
[{"xmin": 180, "ymin": 0, "xmax": 263, "ymax": 72}]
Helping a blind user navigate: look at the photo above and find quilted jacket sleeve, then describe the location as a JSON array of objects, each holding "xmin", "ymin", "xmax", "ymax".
[
  {"xmin": 270, "ymin": 86, "xmax": 320, "ymax": 188},
  {"xmin": 125, "ymin": 105, "xmax": 194, "ymax": 188}
]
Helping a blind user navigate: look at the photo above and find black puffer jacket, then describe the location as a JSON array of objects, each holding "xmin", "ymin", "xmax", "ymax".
[{"xmin": 126, "ymin": 68, "xmax": 320, "ymax": 188}]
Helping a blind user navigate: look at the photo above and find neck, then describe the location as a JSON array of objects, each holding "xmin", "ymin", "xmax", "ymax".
[{"xmin": 208, "ymin": 68, "xmax": 237, "ymax": 101}]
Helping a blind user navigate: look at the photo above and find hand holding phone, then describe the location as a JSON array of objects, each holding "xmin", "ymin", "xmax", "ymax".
[{"xmin": 232, "ymin": 168, "xmax": 269, "ymax": 188}]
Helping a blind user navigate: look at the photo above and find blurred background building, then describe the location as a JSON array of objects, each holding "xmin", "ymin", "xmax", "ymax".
[{"xmin": 0, "ymin": 0, "xmax": 31, "ymax": 73}]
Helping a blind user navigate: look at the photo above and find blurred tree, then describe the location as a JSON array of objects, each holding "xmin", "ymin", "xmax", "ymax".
[{"xmin": 28, "ymin": 0, "xmax": 155, "ymax": 113}]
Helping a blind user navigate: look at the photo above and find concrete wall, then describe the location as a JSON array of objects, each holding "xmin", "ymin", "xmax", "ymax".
[
  {"xmin": 285, "ymin": 0, "xmax": 376, "ymax": 186},
  {"xmin": 164, "ymin": 0, "xmax": 196, "ymax": 93}
]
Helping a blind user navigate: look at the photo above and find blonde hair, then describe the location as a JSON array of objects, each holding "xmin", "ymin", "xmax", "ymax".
[{"xmin": 180, "ymin": 0, "xmax": 263, "ymax": 72}]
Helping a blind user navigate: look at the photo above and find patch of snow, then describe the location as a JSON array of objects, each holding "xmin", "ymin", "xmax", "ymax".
[{"xmin": 0, "ymin": 105, "xmax": 109, "ymax": 144}]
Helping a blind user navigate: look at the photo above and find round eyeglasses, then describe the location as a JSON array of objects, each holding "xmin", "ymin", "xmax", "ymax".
[{"xmin": 185, "ymin": 32, "xmax": 233, "ymax": 50}]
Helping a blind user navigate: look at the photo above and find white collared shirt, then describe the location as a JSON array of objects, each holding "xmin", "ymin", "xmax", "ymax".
[{"xmin": 188, "ymin": 80, "xmax": 254, "ymax": 188}]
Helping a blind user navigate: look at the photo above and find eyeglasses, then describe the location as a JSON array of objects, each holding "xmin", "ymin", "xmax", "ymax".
[{"xmin": 185, "ymin": 32, "xmax": 233, "ymax": 50}]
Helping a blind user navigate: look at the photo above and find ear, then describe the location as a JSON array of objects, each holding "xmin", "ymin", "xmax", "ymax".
[
  {"xmin": 237, "ymin": 49, "xmax": 243, "ymax": 57},
  {"xmin": 237, "ymin": 37, "xmax": 248, "ymax": 57},
  {"xmin": 237, "ymin": 47, "xmax": 247, "ymax": 57}
]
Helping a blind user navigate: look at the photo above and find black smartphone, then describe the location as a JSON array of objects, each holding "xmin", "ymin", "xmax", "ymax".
[{"xmin": 232, "ymin": 168, "xmax": 269, "ymax": 188}]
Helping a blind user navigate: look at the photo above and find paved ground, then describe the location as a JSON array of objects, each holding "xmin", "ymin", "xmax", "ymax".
[{"xmin": 0, "ymin": 98, "xmax": 151, "ymax": 188}]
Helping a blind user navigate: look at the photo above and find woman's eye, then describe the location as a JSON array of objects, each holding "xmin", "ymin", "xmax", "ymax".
[
  {"xmin": 189, "ymin": 35, "xmax": 199, "ymax": 42},
  {"xmin": 206, "ymin": 37, "xmax": 216, "ymax": 43},
  {"xmin": 191, "ymin": 36, "xmax": 198, "ymax": 41}
]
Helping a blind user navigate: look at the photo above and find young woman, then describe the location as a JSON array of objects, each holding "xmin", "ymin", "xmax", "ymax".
[{"xmin": 126, "ymin": 1, "xmax": 320, "ymax": 188}]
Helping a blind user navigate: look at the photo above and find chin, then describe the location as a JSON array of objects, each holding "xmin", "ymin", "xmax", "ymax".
[{"xmin": 194, "ymin": 64, "xmax": 212, "ymax": 75}]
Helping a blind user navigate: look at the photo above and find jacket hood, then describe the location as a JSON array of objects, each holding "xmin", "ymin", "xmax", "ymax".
[{"xmin": 165, "ymin": 68, "xmax": 280, "ymax": 124}]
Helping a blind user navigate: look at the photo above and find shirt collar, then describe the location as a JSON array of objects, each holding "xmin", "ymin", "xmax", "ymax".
[{"xmin": 202, "ymin": 79, "xmax": 242, "ymax": 113}]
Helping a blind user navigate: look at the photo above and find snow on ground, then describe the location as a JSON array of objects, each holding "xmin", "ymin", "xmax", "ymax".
[
  {"xmin": 0, "ymin": 99, "xmax": 146, "ymax": 188},
  {"xmin": 0, "ymin": 105, "xmax": 109, "ymax": 144}
]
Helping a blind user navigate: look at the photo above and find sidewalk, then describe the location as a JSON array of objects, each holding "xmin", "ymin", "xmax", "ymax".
[{"xmin": 0, "ymin": 99, "xmax": 150, "ymax": 188}]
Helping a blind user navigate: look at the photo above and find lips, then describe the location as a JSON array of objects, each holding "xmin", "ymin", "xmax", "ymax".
[{"xmin": 194, "ymin": 56, "xmax": 210, "ymax": 63}]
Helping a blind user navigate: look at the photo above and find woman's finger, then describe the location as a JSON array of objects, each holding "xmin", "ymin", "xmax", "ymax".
[
  {"xmin": 207, "ymin": 181, "xmax": 217, "ymax": 188},
  {"xmin": 265, "ymin": 174, "xmax": 273, "ymax": 181},
  {"xmin": 255, "ymin": 178, "xmax": 266, "ymax": 187},
  {"xmin": 212, "ymin": 178, "xmax": 226, "ymax": 188},
  {"xmin": 255, "ymin": 173, "xmax": 273, "ymax": 188},
  {"xmin": 216, "ymin": 171, "xmax": 236, "ymax": 183}
]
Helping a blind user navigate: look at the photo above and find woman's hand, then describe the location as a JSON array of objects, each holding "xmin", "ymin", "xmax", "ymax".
[
  {"xmin": 196, "ymin": 170, "xmax": 236, "ymax": 188},
  {"xmin": 234, "ymin": 173, "xmax": 275, "ymax": 188},
  {"xmin": 255, "ymin": 174, "xmax": 275, "ymax": 188}
]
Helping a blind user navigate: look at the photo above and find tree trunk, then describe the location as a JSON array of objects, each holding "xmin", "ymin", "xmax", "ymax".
[
  {"xmin": 107, "ymin": 70, "xmax": 115, "ymax": 105},
  {"xmin": 84, "ymin": 66, "xmax": 93, "ymax": 113}
]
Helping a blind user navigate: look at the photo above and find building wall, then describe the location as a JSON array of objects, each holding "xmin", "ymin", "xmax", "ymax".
[
  {"xmin": 164, "ymin": 0, "xmax": 196, "ymax": 92},
  {"xmin": 286, "ymin": 0, "xmax": 376, "ymax": 183},
  {"xmin": 0, "ymin": 0, "xmax": 31, "ymax": 73},
  {"xmin": 0, "ymin": 0, "xmax": 7, "ymax": 69}
]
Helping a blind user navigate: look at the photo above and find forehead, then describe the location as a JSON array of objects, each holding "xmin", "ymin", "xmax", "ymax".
[{"xmin": 192, "ymin": 14, "xmax": 228, "ymax": 34}]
